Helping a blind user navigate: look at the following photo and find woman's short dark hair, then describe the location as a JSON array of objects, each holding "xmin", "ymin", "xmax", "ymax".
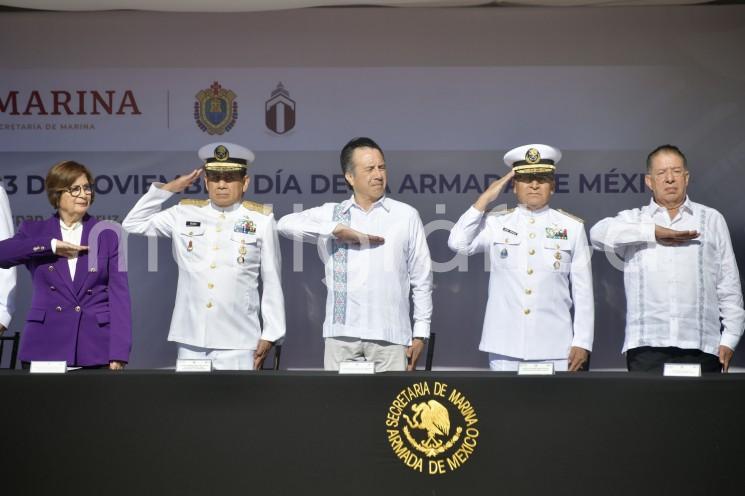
[{"xmin": 45, "ymin": 160, "xmax": 95, "ymax": 209}]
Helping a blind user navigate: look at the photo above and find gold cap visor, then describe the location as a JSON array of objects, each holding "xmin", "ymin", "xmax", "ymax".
[
  {"xmin": 204, "ymin": 161, "xmax": 247, "ymax": 172},
  {"xmin": 513, "ymin": 164, "xmax": 556, "ymax": 174}
]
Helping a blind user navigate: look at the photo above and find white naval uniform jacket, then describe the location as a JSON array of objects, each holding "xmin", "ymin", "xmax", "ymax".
[
  {"xmin": 122, "ymin": 184, "xmax": 286, "ymax": 349},
  {"xmin": 0, "ymin": 182, "xmax": 16, "ymax": 328},
  {"xmin": 448, "ymin": 205, "xmax": 594, "ymax": 360}
]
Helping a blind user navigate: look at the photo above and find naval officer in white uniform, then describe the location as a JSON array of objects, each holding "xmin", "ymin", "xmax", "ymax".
[
  {"xmin": 123, "ymin": 143, "xmax": 285, "ymax": 370},
  {"xmin": 0, "ymin": 180, "xmax": 16, "ymax": 334},
  {"xmin": 448, "ymin": 144, "xmax": 594, "ymax": 371}
]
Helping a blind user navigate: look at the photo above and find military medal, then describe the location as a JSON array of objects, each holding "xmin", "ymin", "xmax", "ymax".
[
  {"xmin": 500, "ymin": 248, "xmax": 508, "ymax": 259},
  {"xmin": 553, "ymin": 251, "xmax": 561, "ymax": 269},
  {"xmin": 545, "ymin": 226, "xmax": 568, "ymax": 240},
  {"xmin": 187, "ymin": 240, "xmax": 193, "ymax": 252},
  {"xmin": 237, "ymin": 239, "xmax": 246, "ymax": 264},
  {"xmin": 234, "ymin": 217, "xmax": 257, "ymax": 235}
]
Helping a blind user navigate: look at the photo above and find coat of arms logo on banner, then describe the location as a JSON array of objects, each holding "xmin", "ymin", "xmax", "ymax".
[
  {"xmin": 194, "ymin": 81, "xmax": 238, "ymax": 135},
  {"xmin": 386, "ymin": 381, "xmax": 479, "ymax": 475},
  {"xmin": 265, "ymin": 82, "xmax": 296, "ymax": 135}
]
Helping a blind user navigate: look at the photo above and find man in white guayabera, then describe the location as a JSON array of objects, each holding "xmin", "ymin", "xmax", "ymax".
[
  {"xmin": 591, "ymin": 144, "xmax": 744, "ymax": 373},
  {"xmin": 278, "ymin": 137, "xmax": 433, "ymax": 372}
]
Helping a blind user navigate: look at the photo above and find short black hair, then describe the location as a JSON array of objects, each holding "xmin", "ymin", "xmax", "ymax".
[
  {"xmin": 646, "ymin": 144, "xmax": 688, "ymax": 173},
  {"xmin": 340, "ymin": 137, "xmax": 384, "ymax": 180}
]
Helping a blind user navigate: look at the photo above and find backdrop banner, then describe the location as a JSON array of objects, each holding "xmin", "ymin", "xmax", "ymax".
[{"xmin": 1, "ymin": 7, "xmax": 744, "ymax": 368}]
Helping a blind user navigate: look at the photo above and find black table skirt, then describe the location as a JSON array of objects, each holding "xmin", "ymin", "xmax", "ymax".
[{"xmin": 3, "ymin": 371, "xmax": 744, "ymax": 496}]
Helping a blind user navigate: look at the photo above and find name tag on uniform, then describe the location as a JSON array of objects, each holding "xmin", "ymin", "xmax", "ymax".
[
  {"xmin": 176, "ymin": 359, "xmax": 213, "ymax": 372},
  {"xmin": 517, "ymin": 362, "xmax": 555, "ymax": 375},
  {"xmin": 663, "ymin": 363, "xmax": 701, "ymax": 377},
  {"xmin": 185, "ymin": 221, "xmax": 201, "ymax": 227},
  {"xmin": 29, "ymin": 361, "xmax": 67, "ymax": 374},
  {"xmin": 339, "ymin": 360, "xmax": 376, "ymax": 375}
]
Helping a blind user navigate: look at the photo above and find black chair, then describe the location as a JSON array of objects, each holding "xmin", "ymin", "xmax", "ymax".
[
  {"xmin": 0, "ymin": 332, "xmax": 20, "ymax": 370},
  {"xmin": 425, "ymin": 332, "xmax": 436, "ymax": 371}
]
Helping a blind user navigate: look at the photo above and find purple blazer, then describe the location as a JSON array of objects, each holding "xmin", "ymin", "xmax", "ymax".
[{"xmin": 0, "ymin": 214, "xmax": 132, "ymax": 366}]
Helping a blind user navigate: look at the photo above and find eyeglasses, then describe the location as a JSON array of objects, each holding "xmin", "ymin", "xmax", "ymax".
[{"xmin": 63, "ymin": 184, "xmax": 93, "ymax": 197}]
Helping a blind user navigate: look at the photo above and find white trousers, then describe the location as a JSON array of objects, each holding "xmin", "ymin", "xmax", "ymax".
[
  {"xmin": 324, "ymin": 337, "xmax": 407, "ymax": 372},
  {"xmin": 178, "ymin": 344, "xmax": 255, "ymax": 370},
  {"xmin": 488, "ymin": 353, "xmax": 568, "ymax": 372}
]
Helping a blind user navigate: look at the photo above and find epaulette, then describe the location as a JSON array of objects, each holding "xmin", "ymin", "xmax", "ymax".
[
  {"xmin": 242, "ymin": 200, "xmax": 272, "ymax": 215},
  {"xmin": 557, "ymin": 208, "xmax": 584, "ymax": 224},
  {"xmin": 179, "ymin": 199, "xmax": 209, "ymax": 207},
  {"xmin": 488, "ymin": 207, "xmax": 514, "ymax": 216}
]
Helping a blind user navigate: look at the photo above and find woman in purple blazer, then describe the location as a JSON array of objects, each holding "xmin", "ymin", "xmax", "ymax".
[{"xmin": 0, "ymin": 161, "xmax": 132, "ymax": 369}]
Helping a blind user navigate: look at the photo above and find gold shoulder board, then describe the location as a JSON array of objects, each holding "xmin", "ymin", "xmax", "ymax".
[
  {"xmin": 242, "ymin": 200, "xmax": 272, "ymax": 215},
  {"xmin": 557, "ymin": 208, "xmax": 584, "ymax": 224},
  {"xmin": 489, "ymin": 207, "xmax": 514, "ymax": 216},
  {"xmin": 179, "ymin": 199, "xmax": 209, "ymax": 207}
]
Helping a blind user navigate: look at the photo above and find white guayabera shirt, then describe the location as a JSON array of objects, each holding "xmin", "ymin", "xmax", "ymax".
[
  {"xmin": 590, "ymin": 197, "xmax": 745, "ymax": 355},
  {"xmin": 277, "ymin": 195, "xmax": 433, "ymax": 346}
]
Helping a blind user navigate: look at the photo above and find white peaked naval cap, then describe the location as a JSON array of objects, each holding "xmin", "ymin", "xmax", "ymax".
[
  {"xmin": 199, "ymin": 142, "xmax": 255, "ymax": 171},
  {"xmin": 503, "ymin": 144, "xmax": 561, "ymax": 175}
]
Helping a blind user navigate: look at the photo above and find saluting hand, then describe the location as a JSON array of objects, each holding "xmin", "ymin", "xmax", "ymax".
[
  {"xmin": 332, "ymin": 225, "xmax": 385, "ymax": 246},
  {"xmin": 474, "ymin": 170, "xmax": 515, "ymax": 212},
  {"xmin": 55, "ymin": 240, "xmax": 88, "ymax": 259},
  {"xmin": 161, "ymin": 168, "xmax": 203, "ymax": 193},
  {"xmin": 253, "ymin": 339, "xmax": 274, "ymax": 370},
  {"xmin": 655, "ymin": 225, "xmax": 699, "ymax": 246}
]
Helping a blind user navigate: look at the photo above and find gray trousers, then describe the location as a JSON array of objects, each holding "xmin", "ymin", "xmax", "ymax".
[{"xmin": 324, "ymin": 336, "xmax": 407, "ymax": 372}]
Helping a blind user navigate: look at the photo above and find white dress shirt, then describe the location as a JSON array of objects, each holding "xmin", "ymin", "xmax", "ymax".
[
  {"xmin": 0, "ymin": 183, "xmax": 16, "ymax": 328},
  {"xmin": 122, "ymin": 184, "xmax": 286, "ymax": 350},
  {"xmin": 590, "ymin": 197, "xmax": 745, "ymax": 355},
  {"xmin": 55, "ymin": 220, "xmax": 83, "ymax": 279},
  {"xmin": 449, "ymin": 205, "xmax": 594, "ymax": 360},
  {"xmin": 277, "ymin": 195, "xmax": 433, "ymax": 346}
]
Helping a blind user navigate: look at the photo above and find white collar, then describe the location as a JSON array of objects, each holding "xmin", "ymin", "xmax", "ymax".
[
  {"xmin": 516, "ymin": 203, "xmax": 550, "ymax": 217},
  {"xmin": 647, "ymin": 195, "xmax": 693, "ymax": 215},
  {"xmin": 209, "ymin": 200, "xmax": 242, "ymax": 214},
  {"xmin": 59, "ymin": 219, "xmax": 82, "ymax": 231},
  {"xmin": 341, "ymin": 194, "xmax": 390, "ymax": 214}
]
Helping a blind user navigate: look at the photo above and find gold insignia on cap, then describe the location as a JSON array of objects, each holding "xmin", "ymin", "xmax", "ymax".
[
  {"xmin": 214, "ymin": 145, "xmax": 229, "ymax": 162},
  {"xmin": 525, "ymin": 148, "xmax": 541, "ymax": 164}
]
